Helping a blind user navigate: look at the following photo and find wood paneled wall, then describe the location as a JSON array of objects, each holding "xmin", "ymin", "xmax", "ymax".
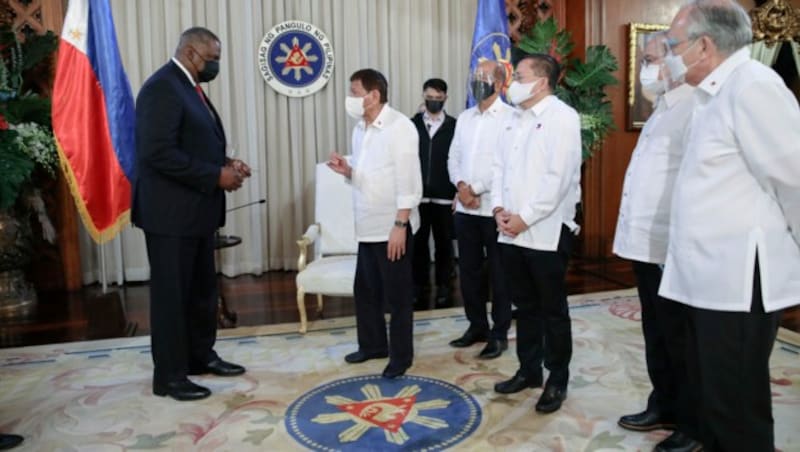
[{"xmin": 563, "ymin": 0, "xmax": 796, "ymax": 257}]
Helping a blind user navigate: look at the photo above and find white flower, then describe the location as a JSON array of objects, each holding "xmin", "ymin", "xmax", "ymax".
[{"xmin": 9, "ymin": 122, "xmax": 58, "ymax": 176}]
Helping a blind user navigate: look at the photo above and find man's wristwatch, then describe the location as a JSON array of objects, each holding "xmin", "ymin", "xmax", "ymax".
[{"xmin": 393, "ymin": 220, "xmax": 409, "ymax": 228}]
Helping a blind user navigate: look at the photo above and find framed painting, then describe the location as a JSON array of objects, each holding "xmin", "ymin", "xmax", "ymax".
[{"xmin": 627, "ymin": 23, "xmax": 669, "ymax": 130}]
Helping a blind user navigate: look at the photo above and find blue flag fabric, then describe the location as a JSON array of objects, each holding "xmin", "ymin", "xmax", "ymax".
[
  {"xmin": 467, "ymin": 0, "xmax": 512, "ymax": 108},
  {"xmin": 87, "ymin": 0, "xmax": 136, "ymax": 182}
]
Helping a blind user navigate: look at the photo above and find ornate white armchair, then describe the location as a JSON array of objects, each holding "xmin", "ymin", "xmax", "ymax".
[{"xmin": 295, "ymin": 162, "xmax": 358, "ymax": 333}]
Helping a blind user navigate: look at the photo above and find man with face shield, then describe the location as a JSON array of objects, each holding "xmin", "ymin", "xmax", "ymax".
[
  {"xmin": 611, "ymin": 31, "xmax": 700, "ymax": 451},
  {"xmin": 658, "ymin": 1, "xmax": 800, "ymax": 450},
  {"xmin": 446, "ymin": 60, "xmax": 514, "ymax": 360},
  {"xmin": 409, "ymin": 79, "xmax": 457, "ymax": 308},
  {"xmin": 328, "ymin": 69, "xmax": 422, "ymax": 379},
  {"xmin": 133, "ymin": 27, "xmax": 251, "ymax": 401},
  {"xmin": 490, "ymin": 54, "xmax": 581, "ymax": 414}
]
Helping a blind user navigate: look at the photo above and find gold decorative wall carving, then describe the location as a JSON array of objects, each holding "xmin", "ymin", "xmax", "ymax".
[
  {"xmin": 507, "ymin": 0, "xmax": 554, "ymax": 42},
  {"xmin": 4, "ymin": 0, "xmax": 46, "ymax": 40},
  {"xmin": 750, "ymin": 0, "xmax": 800, "ymax": 46}
]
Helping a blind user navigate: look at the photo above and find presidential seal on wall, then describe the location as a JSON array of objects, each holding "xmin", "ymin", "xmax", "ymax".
[
  {"xmin": 258, "ymin": 20, "xmax": 334, "ymax": 97},
  {"xmin": 285, "ymin": 375, "xmax": 482, "ymax": 451}
]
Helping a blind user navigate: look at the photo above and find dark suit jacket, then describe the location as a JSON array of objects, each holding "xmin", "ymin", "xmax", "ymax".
[{"xmin": 132, "ymin": 61, "xmax": 227, "ymax": 237}]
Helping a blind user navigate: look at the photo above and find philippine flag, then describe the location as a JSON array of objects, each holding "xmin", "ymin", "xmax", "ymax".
[{"xmin": 52, "ymin": 0, "xmax": 135, "ymax": 243}]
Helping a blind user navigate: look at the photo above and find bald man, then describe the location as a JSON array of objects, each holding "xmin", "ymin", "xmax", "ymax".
[
  {"xmin": 133, "ymin": 27, "xmax": 251, "ymax": 401},
  {"xmin": 447, "ymin": 60, "xmax": 515, "ymax": 360}
]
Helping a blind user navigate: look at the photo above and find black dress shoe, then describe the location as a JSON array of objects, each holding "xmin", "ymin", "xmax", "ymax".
[
  {"xmin": 618, "ymin": 409, "xmax": 676, "ymax": 431},
  {"xmin": 535, "ymin": 385, "xmax": 567, "ymax": 413},
  {"xmin": 382, "ymin": 363, "xmax": 409, "ymax": 379},
  {"xmin": 448, "ymin": 330, "xmax": 488, "ymax": 348},
  {"xmin": 654, "ymin": 431, "xmax": 703, "ymax": 452},
  {"xmin": 494, "ymin": 371, "xmax": 543, "ymax": 394},
  {"xmin": 153, "ymin": 379, "xmax": 211, "ymax": 401},
  {"xmin": 478, "ymin": 339, "xmax": 508, "ymax": 359},
  {"xmin": 0, "ymin": 433, "xmax": 23, "ymax": 450},
  {"xmin": 189, "ymin": 359, "xmax": 246, "ymax": 376},
  {"xmin": 344, "ymin": 350, "xmax": 389, "ymax": 364}
]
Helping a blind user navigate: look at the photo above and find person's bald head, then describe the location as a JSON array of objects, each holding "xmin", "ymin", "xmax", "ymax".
[{"xmin": 476, "ymin": 60, "xmax": 506, "ymax": 86}]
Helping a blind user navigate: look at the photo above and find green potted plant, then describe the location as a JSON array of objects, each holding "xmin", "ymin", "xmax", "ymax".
[
  {"xmin": 0, "ymin": 26, "xmax": 58, "ymax": 317},
  {"xmin": 514, "ymin": 17, "xmax": 618, "ymax": 159}
]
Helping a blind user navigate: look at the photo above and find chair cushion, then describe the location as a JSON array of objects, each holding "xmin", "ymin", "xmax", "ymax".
[{"xmin": 296, "ymin": 255, "xmax": 357, "ymax": 296}]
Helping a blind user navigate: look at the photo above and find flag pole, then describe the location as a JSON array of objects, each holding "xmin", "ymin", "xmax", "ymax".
[
  {"xmin": 99, "ymin": 242, "xmax": 107, "ymax": 293},
  {"xmin": 114, "ymin": 233, "xmax": 125, "ymax": 285}
]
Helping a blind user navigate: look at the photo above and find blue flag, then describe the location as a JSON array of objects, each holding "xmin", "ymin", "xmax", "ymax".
[{"xmin": 467, "ymin": 0, "xmax": 512, "ymax": 107}]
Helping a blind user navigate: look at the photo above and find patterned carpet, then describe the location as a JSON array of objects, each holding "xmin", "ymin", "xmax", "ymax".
[{"xmin": 1, "ymin": 289, "xmax": 798, "ymax": 451}]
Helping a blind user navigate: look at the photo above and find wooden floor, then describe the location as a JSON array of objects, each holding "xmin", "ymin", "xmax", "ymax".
[{"xmin": 1, "ymin": 256, "xmax": 797, "ymax": 348}]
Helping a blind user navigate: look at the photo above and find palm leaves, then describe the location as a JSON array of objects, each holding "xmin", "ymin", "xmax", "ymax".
[{"xmin": 516, "ymin": 18, "xmax": 619, "ymax": 159}]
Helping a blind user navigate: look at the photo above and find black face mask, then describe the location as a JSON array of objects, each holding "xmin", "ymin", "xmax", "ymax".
[
  {"xmin": 425, "ymin": 99, "xmax": 444, "ymax": 114},
  {"xmin": 198, "ymin": 59, "xmax": 219, "ymax": 83},
  {"xmin": 471, "ymin": 80, "xmax": 495, "ymax": 102}
]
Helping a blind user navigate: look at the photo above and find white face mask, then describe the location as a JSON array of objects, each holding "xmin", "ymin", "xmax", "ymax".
[
  {"xmin": 345, "ymin": 96, "xmax": 365, "ymax": 119},
  {"xmin": 639, "ymin": 63, "xmax": 666, "ymax": 103},
  {"xmin": 507, "ymin": 79, "xmax": 542, "ymax": 106},
  {"xmin": 663, "ymin": 39, "xmax": 699, "ymax": 83}
]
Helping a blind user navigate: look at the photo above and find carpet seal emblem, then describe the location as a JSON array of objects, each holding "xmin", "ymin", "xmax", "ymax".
[{"xmin": 285, "ymin": 375, "xmax": 482, "ymax": 451}]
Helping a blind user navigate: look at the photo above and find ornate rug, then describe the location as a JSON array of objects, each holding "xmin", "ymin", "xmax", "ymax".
[{"xmin": 1, "ymin": 289, "xmax": 798, "ymax": 451}]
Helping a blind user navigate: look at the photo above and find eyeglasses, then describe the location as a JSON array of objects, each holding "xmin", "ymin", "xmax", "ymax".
[
  {"xmin": 664, "ymin": 36, "xmax": 700, "ymax": 52},
  {"xmin": 511, "ymin": 72, "xmax": 531, "ymax": 82},
  {"xmin": 664, "ymin": 37, "xmax": 685, "ymax": 50}
]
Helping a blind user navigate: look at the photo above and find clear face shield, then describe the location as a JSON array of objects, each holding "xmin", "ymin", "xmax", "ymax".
[{"xmin": 468, "ymin": 68, "xmax": 497, "ymax": 103}]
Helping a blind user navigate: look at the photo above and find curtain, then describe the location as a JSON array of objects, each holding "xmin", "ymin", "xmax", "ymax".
[
  {"xmin": 751, "ymin": 40, "xmax": 782, "ymax": 66},
  {"xmin": 790, "ymin": 41, "xmax": 800, "ymax": 81},
  {"xmin": 79, "ymin": 0, "xmax": 478, "ymax": 284}
]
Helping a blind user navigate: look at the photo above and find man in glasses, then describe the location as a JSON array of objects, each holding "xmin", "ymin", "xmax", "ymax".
[
  {"xmin": 659, "ymin": 1, "xmax": 800, "ymax": 450},
  {"xmin": 612, "ymin": 30, "xmax": 700, "ymax": 452},
  {"xmin": 491, "ymin": 54, "xmax": 582, "ymax": 414}
]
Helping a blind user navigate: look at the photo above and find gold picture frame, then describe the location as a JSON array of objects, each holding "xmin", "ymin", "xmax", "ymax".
[{"xmin": 627, "ymin": 22, "xmax": 669, "ymax": 130}]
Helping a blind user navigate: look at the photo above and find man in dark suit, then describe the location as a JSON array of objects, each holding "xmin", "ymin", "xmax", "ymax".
[{"xmin": 132, "ymin": 27, "xmax": 250, "ymax": 401}]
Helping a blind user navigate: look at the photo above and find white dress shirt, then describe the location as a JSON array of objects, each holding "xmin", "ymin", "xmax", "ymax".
[
  {"xmin": 491, "ymin": 95, "xmax": 582, "ymax": 251},
  {"xmin": 349, "ymin": 104, "xmax": 422, "ymax": 242},
  {"xmin": 613, "ymin": 84, "xmax": 695, "ymax": 264},
  {"xmin": 423, "ymin": 110, "xmax": 444, "ymax": 138},
  {"xmin": 448, "ymin": 96, "xmax": 515, "ymax": 217},
  {"xmin": 659, "ymin": 48, "xmax": 800, "ymax": 312},
  {"xmin": 171, "ymin": 57, "xmax": 196, "ymax": 86}
]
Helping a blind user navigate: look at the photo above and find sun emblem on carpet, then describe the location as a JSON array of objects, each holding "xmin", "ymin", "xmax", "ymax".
[{"xmin": 285, "ymin": 375, "xmax": 482, "ymax": 451}]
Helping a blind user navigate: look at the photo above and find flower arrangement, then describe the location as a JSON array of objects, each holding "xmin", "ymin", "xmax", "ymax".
[
  {"xmin": 514, "ymin": 17, "xmax": 619, "ymax": 159},
  {"xmin": 0, "ymin": 26, "xmax": 59, "ymax": 211}
]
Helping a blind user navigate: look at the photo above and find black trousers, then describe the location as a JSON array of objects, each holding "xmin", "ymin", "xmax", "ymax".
[
  {"xmin": 454, "ymin": 212, "xmax": 511, "ymax": 340},
  {"xmin": 354, "ymin": 228, "xmax": 414, "ymax": 368},
  {"xmin": 413, "ymin": 203, "xmax": 454, "ymax": 289},
  {"xmin": 631, "ymin": 261, "xmax": 696, "ymax": 437},
  {"xmin": 145, "ymin": 232, "xmax": 219, "ymax": 385},
  {"xmin": 500, "ymin": 225, "xmax": 573, "ymax": 387},
  {"xmin": 684, "ymin": 260, "xmax": 781, "ymax": 452}
]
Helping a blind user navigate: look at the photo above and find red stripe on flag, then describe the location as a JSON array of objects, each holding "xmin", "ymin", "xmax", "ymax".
[{"xmin": 52, "ymin": 41, "xmax": 130, "ymax": 234}]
